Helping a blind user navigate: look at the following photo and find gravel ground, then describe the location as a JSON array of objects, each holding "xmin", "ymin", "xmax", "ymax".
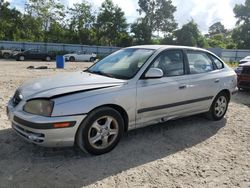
[{"xmin": 0, "ymin": 60, "xmax": 249, "ymax": 188}]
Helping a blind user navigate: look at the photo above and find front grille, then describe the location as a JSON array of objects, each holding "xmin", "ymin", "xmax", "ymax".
[
  {"xmin": 12, "ymin": 90, "xmax": 22, "ymax": 107},
  {"xmin": 242, "ymin": 67, "xmax": 250, "ymax": 75}
]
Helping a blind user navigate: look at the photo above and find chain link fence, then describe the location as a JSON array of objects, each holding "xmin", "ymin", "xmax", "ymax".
[
  {"xmin": 1, "ymin": 41, "xmax": 249, "ymax": 61},
  {"xmin": 208, "ymin": 48, "xmax": 250, "ymax": 62}
]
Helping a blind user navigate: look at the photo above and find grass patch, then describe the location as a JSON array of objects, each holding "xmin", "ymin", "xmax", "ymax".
[{"xmin": 225, "ymin": 62, "xmax": 239, "ymax": 68}]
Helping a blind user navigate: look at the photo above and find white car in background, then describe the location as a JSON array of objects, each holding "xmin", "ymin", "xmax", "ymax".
[{"xmin": 64, "ymin": 51, "xmax": 97, "ymax": 62}]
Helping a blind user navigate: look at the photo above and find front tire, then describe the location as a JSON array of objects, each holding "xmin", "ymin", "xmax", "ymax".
[
  {"xmin": 90, "ymin": 57, "xmax": 95, "ymax": 62},
  {"xmin": 206, "ymin": 92, "xmax": 229, "ymax": 121},
  {"xmin": 69, "ymin": 56, "xmax": 75, "ymax": 62},
  {"xmin": 76, "ymin": 107, "xmax": 124, "ymax": 155}
]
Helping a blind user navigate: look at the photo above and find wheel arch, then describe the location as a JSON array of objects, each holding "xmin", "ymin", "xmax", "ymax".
[
  {"xmin": 74, "ymin": 103, "xmax": 129, "ymax": 151},
  {"xmin": 3, "ymin": 52, "xmax": 10, "ymax": 56},
  {"xmin": 218, "ymin": 89, "xmax": 231, "ymax": 102},
  {"xmin": 94, "ymin": 104, "xmax": 129, "ymax": 132},
  {"xmin": 44, "ymin": 55, "xmax": 51, "ymax": 60},
  {"xmin": 19, "ymin": 55, "xmax": 25, "ymax": 60},
  {"xmin": 79, "ymin": 104, "xmax": 129, "ymax": 133},
  {"xmin": 90, "ymin": 57, "xmax": 95, "ymax": 62},
  {"xmin": 206, "ymin": 89, "xmax": 231, "ymax": 121}
]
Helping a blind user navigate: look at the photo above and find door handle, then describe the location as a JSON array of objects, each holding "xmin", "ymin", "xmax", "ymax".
[
  {"xmin": 179, "ymin": 85, "xmax": 187, "ymax": 89},
  {"xmin": 214, "ymin": 79, "xmax": 220, "ymax": 83}
]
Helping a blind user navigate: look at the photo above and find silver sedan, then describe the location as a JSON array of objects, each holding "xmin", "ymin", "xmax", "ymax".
[{"xmin": 7, "ymin": 45, "xmax": 238, "ymax": 155}]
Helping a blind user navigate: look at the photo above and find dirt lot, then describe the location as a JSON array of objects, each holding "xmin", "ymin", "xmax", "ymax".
[{"xmin": 0, "ymin": 60, "xmax": 249, "ymax": 188}]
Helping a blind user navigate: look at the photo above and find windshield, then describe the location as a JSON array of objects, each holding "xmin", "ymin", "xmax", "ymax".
[{"xmin": 86, "ymin": 48, "xmax": 154, "ymax": 80}]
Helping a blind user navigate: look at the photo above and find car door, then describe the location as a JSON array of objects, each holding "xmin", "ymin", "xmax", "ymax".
[
  {"xmin": 136, "ymin": 50, "xmax": 191, "ymax": 127},
  {"xmin": 81, "ymin": 52, "xmax": 90, "ymax": 61},
  {"xmin": 183, "ymin": 50, "xmax": 222, "ymax": 112},
  {"xmin": 78, "ymin": 52, "xmax": 87, "ymax": 61},
  {"xmin": 27, "ymin": 49, "xmax": 38, "ymax": 59},
  {"xmin": 41, "ymin": 50, "xmax": 48, "ymax": 59},
  {"xmin": 74, "ymin": 52, "xmax": 80, "ymax": 61}
]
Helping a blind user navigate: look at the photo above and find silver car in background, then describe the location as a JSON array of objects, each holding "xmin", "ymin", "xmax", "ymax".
[{"xmin": 7, "ymin": 45, "xmax": 238, "ymax": 155}]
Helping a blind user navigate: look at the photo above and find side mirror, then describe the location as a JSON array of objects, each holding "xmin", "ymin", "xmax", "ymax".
[{"xmin": 144, "ymin": 68, "xmax": 163, "ymax": 79}]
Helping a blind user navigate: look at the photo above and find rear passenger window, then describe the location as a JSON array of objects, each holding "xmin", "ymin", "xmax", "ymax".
[
  {"xmin": 210, "ymin": 55, "xmax": 224, "ymax": 69},
  {"xmin": 187, "ymin": 51, "xmax": 214, "ymax": 74},
  {"xmin": 150, "ymin": 50, "xmax": 184, "ymax": 77}
]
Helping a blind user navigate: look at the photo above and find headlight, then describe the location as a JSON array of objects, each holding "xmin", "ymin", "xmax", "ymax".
[{"xmin": 23, "ymin": 99, "xmax": 54, "ymax": 117}]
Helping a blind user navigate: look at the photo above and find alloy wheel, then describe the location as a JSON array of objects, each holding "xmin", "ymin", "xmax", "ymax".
[
  {"xmin": 88, "ymin": 116, "xmax": 119, "ymax": 150},
  {"xmin": 214, "ymin": 96, "xmax": 227, "ymax": 117}
]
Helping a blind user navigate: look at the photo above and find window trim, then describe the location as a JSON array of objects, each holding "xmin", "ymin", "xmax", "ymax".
[
  {"xmin": 208, "ymin": 53, "xmax": 225, "ymax": 70},
  {"xmin": 140, "ymin": 49, "xmax": 187, "ymax": 79}
]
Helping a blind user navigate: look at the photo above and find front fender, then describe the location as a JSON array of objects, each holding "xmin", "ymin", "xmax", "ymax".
[{"xmin": 51, "ymin": 87, "xmax": 137, "ymax": 129}]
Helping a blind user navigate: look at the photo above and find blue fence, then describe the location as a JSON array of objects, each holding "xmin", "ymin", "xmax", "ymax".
[
  {"xmin": 0, "ymin": 41, "xmax": 121, "ymax": 57},
  {"xmin": 0, "ymin": 40, "xmax": 249, "ymax": 61},
  {"xmin": 208, "ymin": 48, "xmax": 250, "ymax": 62}
]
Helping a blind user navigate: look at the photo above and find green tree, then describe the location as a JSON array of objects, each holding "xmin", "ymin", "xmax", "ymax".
[
  {"xmin": 25, "ymin": 0, "xmax": 65, "ymax": 42},
  {"xmin": 18, "ymin": 14, "xmax": 44, "ymax": 42},
  {"xmin": 131, "ymin": 18, "xmax": 152, "ymax": 44},
  {"xmin": 95, "ymin": 0, "xmax": 128, "ymax": 46},
  {"xmin": 205, "ymin": 22, "xmax": 237, "ymax": 49},
  {"xmin": 67, "ymin": 2, "xmax": 95, "ymax": 44},
  {"xmin": 46, "ymin": 21, "xmax": 66, "ymax": 43},
  {"xmin": 137, "ymin": 0, "xmax": 177, "ymax": 37},
  {"xmin": 206, "ymin": 34, "xmax": 227, "ymax": 48},
  {"xmin": 0, "ymin": 0, "xmax": 23, "ymax": 40},
  {"xmin": 116, "ymin": 32, "xmax": 133, "ymax": 47},
  {"xmin": 174, "ymin": 20, "xmax": 207, "ymax": 47},
  {"xmin": 208, "ymin": 22, "xmax": 227, "ymax": 37},
  {"xmin": 232, "ymin": 0, "xmax": 250, "ymax": 49}
]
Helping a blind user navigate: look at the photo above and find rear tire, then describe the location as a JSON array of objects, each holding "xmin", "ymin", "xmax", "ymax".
[
  {"xmin": 69, "ymin": 56, "xmax": 75, "ymax": 62},
  {"xmin": 3, "ymin": 53, "xmax": 10, "ymax": 59},
  {"xmin": 76, "ymin": 107, "xmax": 124, "ymax": 155},
  {"xmin": 45, "ymin": 56, "xmax": 51, "ymax": 61},
  {"xmin": 90, "ymin": 57, "xmax": 95, "ymax": 62},
  {"xmin": 206, "ymin": 92, "xmax": 229, "ymax": 121},
  {"xmin": 19, "ymin": 56, "xmax": 25, "ymax": 61}
]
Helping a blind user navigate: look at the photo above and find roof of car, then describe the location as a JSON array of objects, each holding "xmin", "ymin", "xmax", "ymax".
[{"xmin": 127, "ymin": 45, "xmax": 209, "ymax": 52}]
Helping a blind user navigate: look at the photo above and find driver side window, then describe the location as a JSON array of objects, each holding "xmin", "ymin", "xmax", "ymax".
[{"xmin": 150, "ymin": 50, "xmax": 184, "ymax": 77}]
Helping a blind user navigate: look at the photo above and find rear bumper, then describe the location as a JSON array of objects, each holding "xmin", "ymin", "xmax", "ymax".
[{"xmin": 7, "ymin": 102, "xmax": 86, "ymax": 147}]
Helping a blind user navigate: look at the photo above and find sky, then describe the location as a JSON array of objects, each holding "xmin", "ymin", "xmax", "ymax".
[{"xmin": 6, "ymin": 0, "xmax": 246, "ymax": 33}]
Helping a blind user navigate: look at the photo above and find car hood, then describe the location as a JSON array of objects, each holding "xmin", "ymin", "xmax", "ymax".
[{"xmin": 18, "ymin": 71, "xmax": 126, "ymax": 100}]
